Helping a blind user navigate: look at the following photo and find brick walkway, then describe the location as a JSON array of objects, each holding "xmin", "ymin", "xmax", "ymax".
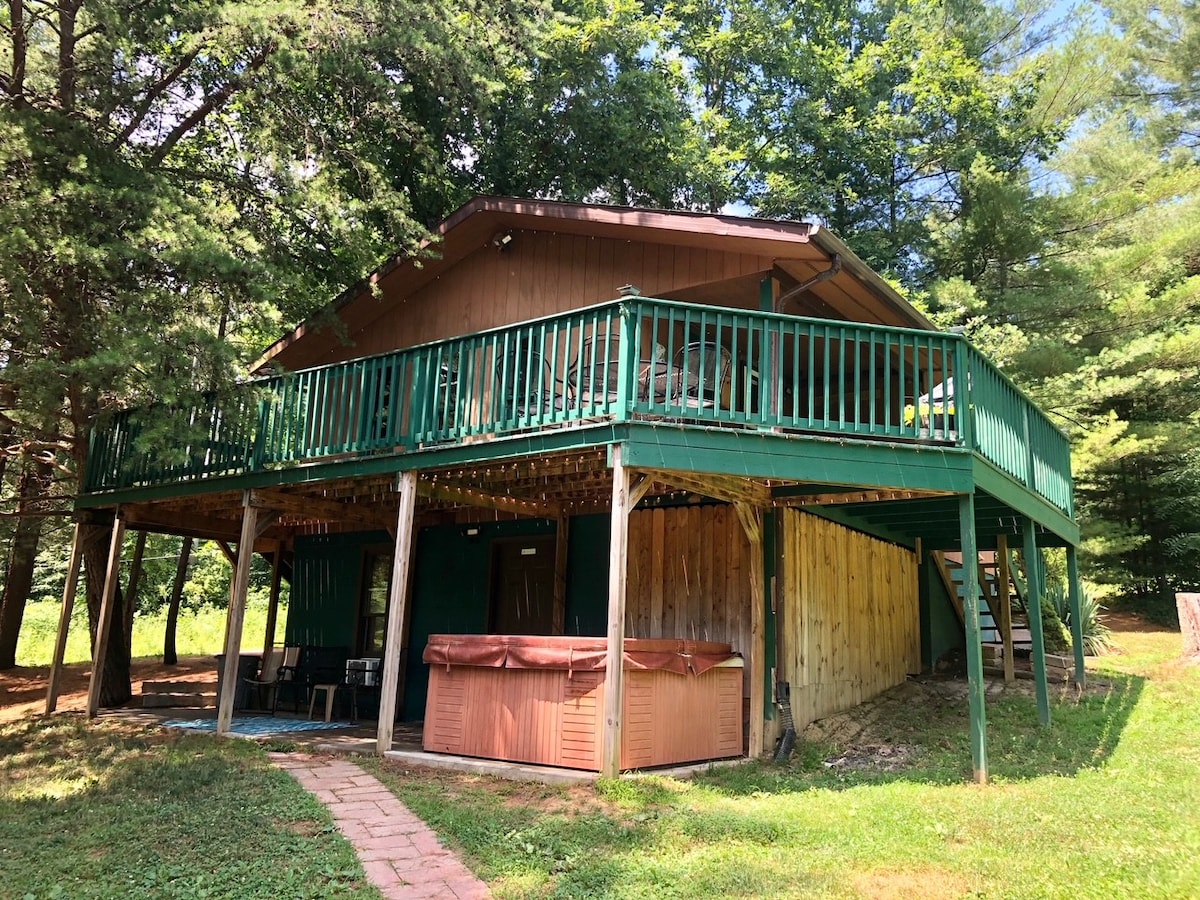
[{"xmin": 270, "ymin": 752, "xmax": 491, "ymax": 900}]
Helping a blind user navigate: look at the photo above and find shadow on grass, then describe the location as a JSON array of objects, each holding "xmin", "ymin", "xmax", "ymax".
[
  {"xmin": 691, "ymin": 671, "xmax": 1146, "ymax": 797},
  {"xmin": 0, "ymin": 716, "xmax": 375, "ymax": 899}
]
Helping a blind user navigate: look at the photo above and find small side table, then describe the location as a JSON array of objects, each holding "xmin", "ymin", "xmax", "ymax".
[{"xmin": 308, "ymin": 683, "xmax": 341, "ymax": 722}]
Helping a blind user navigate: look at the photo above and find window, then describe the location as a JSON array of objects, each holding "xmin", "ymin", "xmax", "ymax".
[{"xmin": 358, "ymin": 550, "xmax": 393, "ymax": 657}]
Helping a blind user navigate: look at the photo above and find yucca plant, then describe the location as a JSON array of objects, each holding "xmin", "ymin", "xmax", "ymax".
[{"xmin": 1046, "ymin": 581, "xmax": 1114, "ymax": 656}]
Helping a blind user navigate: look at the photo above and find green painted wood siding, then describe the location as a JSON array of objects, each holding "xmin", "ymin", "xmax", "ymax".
[
  {"xmin": 285, "ymin": 531, "xmax": 385, "ymax": 649},
  {"xmin": 285, "ymin": 517, "xmax": 612, "ymax": 722}
]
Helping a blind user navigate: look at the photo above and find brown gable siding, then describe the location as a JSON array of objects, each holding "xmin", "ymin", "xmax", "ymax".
[{"xmin": 294, "ymin": 231, "xmax": 775, "ymax": 367}]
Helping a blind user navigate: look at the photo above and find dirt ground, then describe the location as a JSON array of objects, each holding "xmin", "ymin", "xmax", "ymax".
[
  {"xmin": 1102, "ymin": 610, "xmax": 1168, "ymax": 633},
  {"xmin": 0, "ymin": 656, "xmax": 217, "ymax": 724}
]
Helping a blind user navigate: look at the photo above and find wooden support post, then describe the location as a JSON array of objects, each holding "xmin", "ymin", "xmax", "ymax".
[
  {"xmin": 996, "ymin": 535, "xmax": 1015, "ymax": 684},
  {"xmin": 1022, "ymin": 521, "xmax": 1051, "ymax": 725},
  {"xmin": 1066, "ymin": 545, "xmax": 1086, "ymax": 689},
  {"xmin": 552, "ymin": 517, "xmax": 569, "ymax": 635},
  {"xmin": 216, "ymin": 495, "xmax": 261, "ymax": 735},
  {"xmin": 263, "ymin": 540, "xmax": 285, "ymax": 652},
  {"xmin": 377, "ymin": 471, "xmax": 418, "ymax": 754},
  {"xmin": 734, "ymin": 501, "xmax": 766, "ymax": 758},
  {"xmin": 45, "ymin": 522, "xmax": 84, "ymax": 714},
  {"xmin": 601, "ymin": 445, "xmax": 631, "ymax": 778},
  {"xmin": 958, "ymin": 493, "xmax": 987, "ymax": 784},
  {"xmin": 87, "ymin": 513, "xmax": 127, "ymax": 719}
]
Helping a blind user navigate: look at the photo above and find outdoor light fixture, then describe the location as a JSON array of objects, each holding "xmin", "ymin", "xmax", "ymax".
[{"xmin": 492, "ymin": 230, "xmax": 514, "ymax": 250}]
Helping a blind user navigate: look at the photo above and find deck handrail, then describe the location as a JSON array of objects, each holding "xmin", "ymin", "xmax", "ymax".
[{"xmin": 83, "ymin": 296, "xmax": 1073, "ymax": 515}]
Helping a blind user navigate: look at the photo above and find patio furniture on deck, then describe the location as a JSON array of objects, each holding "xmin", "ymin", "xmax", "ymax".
[
  {"xmin": 498, "ymin": 345, "xmax": 558, "ymax": 422},
  {"xmin": 243, "ymin": 645, "xmax": 300, "ymax": 713},
  {"xmin": 674, "ymin": 341, "xmax": 732, "ymax": 410},
  {"xmin": 275, "ymin": 645, "xmax": 350, "ymax": 713},
  {"xmin": 904, "ymin": 377, "xmax": 958, "ymax": 436},
  {"xmin": 308, "ymin": 682, "xmax": 343, "ymax": 722}
]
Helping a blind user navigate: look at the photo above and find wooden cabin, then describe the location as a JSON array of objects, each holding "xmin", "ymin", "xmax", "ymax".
[{"xmin": 61, "ymin": 197, "xmax": 1086, "ymax": 782}]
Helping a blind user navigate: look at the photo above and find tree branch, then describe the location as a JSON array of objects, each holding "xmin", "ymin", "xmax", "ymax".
[
  {"xmin": 57, "ymin": 0, "xmax": 79, "ymax": 111},
  {"xmin": 7, "ymin": 0, "xmax": 27, "ymax": 105},
  {"xmin": 149, "ymin": 42, "xmax": 275, "ymax": 166},
  {"xmin": 115, "ymin": 47, "xmax": 203, "ymax": 147}
]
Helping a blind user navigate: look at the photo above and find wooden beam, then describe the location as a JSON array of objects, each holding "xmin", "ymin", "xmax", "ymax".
[
  {"xmin": 123, "ymin": 506, "xmax": 285, "ymax": 545},
  {"xmin": 45, "ymin": 522, "xmax": 84, "ymax": 714},
  {"xmin": 87, "ymin": 513, "xmax": 127, "ymax": 718},
  {"xmin": 637, "ymin": 468, "xmax": 771, "ymax": 507},
  {"xmin": 776, "ymin": 488, "xmax": 948, "ymax": 507},
  {"xmin": 996, "ymin": 535, "xmax": 1015, "ymax": 684},
  {"xmin": 377, "ymin": 471, "xmax": 418, "ymax": 753},
  {"xmin": 216, "ymin": 540, "xmax": 237, "ymax": 567},
  {"xmin": 733, "ymin": 501, "xmax": 762, "ymax": 545},
  {"xmin": 1066, "ymin": 545, "xmax": 1086, "ymax": 689},
  {"xmin": 253, "ymin": 511, "xmax": 280, "ymax": 540},
  {"xmin": 931, "ymin": 551, "xmax": 965, "ymax": 623},
  {"xmin": 553, "ymin": 516, "xmax": 569, "ymax": 635},
  {"xmin": 217, "ymin": 495, "xmax": 260, "ymax": 735},
  {"xmin": 1023, "ymin": 521, "xmax": 1051, "ymax": 725},
  {"xmin": 602, "ymin": 445, "xmax": 631, "ymax": 777},
  {"xmin": 734, "ymin": 502, "xmax": 767, "ymax": 759},
  {"xmin": 417, "ymin": 480, "xmax": 560, "ymax": 518},
  {"xmin": 250, "ymin": 489, "xmax": 390, "ymax": 530},
  {"xmin": 628, "ymin": 474, "xmax": 652, "ymax": 508},
  {"xmin": 959, "ymin": 493, "xmax": 988, "ymax": 784}
]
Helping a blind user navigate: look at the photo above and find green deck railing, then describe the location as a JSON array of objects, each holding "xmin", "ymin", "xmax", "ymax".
[{"xmin": 84, "ymin": 297, "xmax": 1073, "ymax": 515}]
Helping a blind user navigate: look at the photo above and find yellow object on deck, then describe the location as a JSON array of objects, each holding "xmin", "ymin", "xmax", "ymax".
[{"xmin": 904, "ymin": 401, "xmax": 956, "ymax": 427}]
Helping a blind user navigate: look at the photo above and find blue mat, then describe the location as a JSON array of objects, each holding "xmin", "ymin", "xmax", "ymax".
[{"xmin": 163, "ymin": 716, "xmax": 355, "ymax": 736}]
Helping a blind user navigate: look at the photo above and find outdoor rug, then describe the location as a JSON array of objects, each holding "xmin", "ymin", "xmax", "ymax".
[{"xmin": 162, "ymin": 716, "xmax": 355, "ymax": 737}]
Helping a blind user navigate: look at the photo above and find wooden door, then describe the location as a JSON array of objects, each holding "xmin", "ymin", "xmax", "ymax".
[{"xmin": 489, "ymin": 536, "xmax": 556, "ymax": 635}]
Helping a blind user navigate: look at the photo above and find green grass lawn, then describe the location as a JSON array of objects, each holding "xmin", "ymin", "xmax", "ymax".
[
  {"xmin": 15, "ymin": 599, "xmax": 281, "ymax": 666},
  {"xmin": 0, "ymin": 716, "xmax": 379, "ymax": 900},
  {"xmin": 364, "ymin": 629, "xmax": 1200, "ymax": 899},
  {"xmin": 3, "ymin": 630, "xmax": 1194, "ymax": 899}
]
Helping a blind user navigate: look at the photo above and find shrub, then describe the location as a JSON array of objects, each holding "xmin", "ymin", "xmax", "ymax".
[{"xmin": 1046, "ymin": 581, "xmax": 1114, "ymax": 656}]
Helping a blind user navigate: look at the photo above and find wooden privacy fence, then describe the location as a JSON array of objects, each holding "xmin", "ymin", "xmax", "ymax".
[{"xmin": 84, "ymin": 296, "xmax": 1073, "ymax": 515}]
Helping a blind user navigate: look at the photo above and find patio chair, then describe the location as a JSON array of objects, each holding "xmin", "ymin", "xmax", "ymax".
[
  {"xmin": 275, "ymin": 645, "xmax": 352, "ymax": 715},
  {"xmin": 566, "ymin": 334, "xmax": 622, "ymax": 408},
  {"xmin": 498, "ymin": 344, "xmax": 557, "ymax": 423},
  {"xmin": 243, "ymin": 645, "xmax": 300, "ymax": 714},
  {"xmin": 673, "ymin": 341, "xmax": 732, "ymax": 410}
]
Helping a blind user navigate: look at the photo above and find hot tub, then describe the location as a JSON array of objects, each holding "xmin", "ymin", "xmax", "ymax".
[{"xmin": 422, "ymin": 634, "xmax": 743, "ymax": 771}]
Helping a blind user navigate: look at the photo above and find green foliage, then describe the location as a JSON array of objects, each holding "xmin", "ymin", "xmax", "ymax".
[
  {"xmin": 1046, "ymin": 580, "xmax": 1114, "ymax": 657},
  {"xmin": 1038, "ymin": 593, "xmax": 1073, "ymax": 655},
  {"xmin": 0, "ymin": 718, "xmax": 378, "ymax": 898},
  {"xmin": 15, "ymin": 598, "xmax": 285, "ymax": 666},
  {"xmin": 0, "ymin": 0, "xmax": 540, "ymax": 469}
]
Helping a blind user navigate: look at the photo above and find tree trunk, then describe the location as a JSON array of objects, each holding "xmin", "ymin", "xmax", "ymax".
[
  {"xmin": 0, "ymin": 461, "xmax": 51, "ymax": 669},
  {"xmin": 82, "ymin": 520, "xmax": 132, "ymax": 707},
  {"xmin": 1178, "ymin": 593, "xmax": 1200, "ymax": 658},
  {"xmin": 123, "ymin": 530, "xmax": 146, "ymax": 652},
  {"xmin": 163, "ymin": 536, "xmax": 192, "ymax": 665}
]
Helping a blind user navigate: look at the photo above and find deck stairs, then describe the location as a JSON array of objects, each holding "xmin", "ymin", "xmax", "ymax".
[
  {"xmin": 933, "ymin": 551, "xmax": 1032, "ymax": 665},
  {"xmin": 141, "ymin": 679, "xmax": 218, "ymax": 709}
]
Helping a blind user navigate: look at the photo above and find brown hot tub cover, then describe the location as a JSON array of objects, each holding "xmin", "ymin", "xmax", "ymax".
[{"xmin": 423, "ymin": 634, "xmax": 738, "ymax": 676}]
